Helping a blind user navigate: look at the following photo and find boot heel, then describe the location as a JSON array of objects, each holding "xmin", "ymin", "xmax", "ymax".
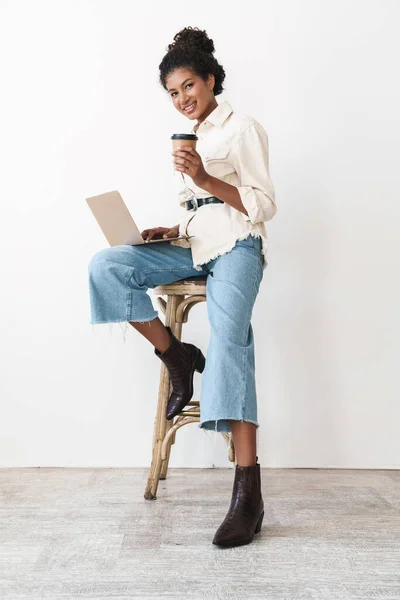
[
  {"xmin": 195, "ymin": 350, "xmax": 206, "ymax": 373},
  {"xmin": 255, "ymin": 511, "xmax": 264, "ymax": 534}
]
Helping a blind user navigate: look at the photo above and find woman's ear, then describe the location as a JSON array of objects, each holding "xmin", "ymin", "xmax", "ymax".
[{"xmin": 208, "ymin": 74, "xmax": 215, "ymax": 91}]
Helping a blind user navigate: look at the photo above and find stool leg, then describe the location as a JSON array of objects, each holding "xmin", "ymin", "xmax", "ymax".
[
  {"xmin": 159, "ymin": 417, "xmax": 174, "ymax": 480},
  {"xmin": 228, "ymin": 433, "xmax": 236, "ymax": 464},
  {"xmin": 144, "ymin": 295, "xmax": 180, "ymax": 500},
  {"xmin": 159, "ymin": 294, "xmax": 184, "ymax": 479}
]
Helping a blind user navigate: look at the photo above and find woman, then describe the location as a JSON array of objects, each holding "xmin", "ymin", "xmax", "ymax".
[{"xmin": 88, "ymin": 26, "xmax": 276, "ymax": 547}]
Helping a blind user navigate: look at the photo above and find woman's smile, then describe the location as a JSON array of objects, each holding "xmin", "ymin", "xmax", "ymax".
[
  {"xmin": 183, "ymin": 100, "xmax": 197, "ymax": 114},
  {"xmin": 182, "ymin": 101, "xmax": 197, "ymax": 114}
]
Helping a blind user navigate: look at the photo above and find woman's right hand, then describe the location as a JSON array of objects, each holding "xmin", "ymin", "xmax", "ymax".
[{"xmin": 140, "ymin": 225, "xmax": 179, "ymax": 242}]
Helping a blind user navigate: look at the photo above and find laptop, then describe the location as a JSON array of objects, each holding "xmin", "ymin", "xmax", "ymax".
[{"xmin": 85, "ymin": 190, "xmax": 193, "ymax": 246}]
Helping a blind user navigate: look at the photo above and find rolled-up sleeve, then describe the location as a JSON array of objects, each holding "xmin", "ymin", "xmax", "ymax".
[{"xmin": 232, "ymin": 123, "xmax": 277, "ymax": 224}]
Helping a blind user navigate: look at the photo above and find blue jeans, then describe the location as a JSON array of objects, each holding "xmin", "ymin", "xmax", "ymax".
[{"xmin": 88, "ymin": 235, "xmax": 264, "ymax": 433}]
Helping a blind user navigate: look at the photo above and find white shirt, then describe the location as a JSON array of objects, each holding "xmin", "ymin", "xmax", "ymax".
[{"xmin": 171, "ymin": 100, "xmax": 277, "ymax": 271}]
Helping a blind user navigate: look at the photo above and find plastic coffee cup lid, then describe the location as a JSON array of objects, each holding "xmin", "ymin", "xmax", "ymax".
[{"xmin": 171, "ymin": 134, "xmax": 198, "ymax": 140}]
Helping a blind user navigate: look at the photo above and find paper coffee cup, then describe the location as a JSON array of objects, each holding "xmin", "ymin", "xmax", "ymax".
[{"xmin": 171, "ymin": 133, "xmax": 198, "ymax": 150}]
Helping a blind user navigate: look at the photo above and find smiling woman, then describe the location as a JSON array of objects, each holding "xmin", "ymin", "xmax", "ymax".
[
  {"xmin": 157, "ymin": 28, "xmax": 276, "ymax": 272},
  {"xmin": 88, "ymin": 25, "xmax": 276, "ymax": 549}
]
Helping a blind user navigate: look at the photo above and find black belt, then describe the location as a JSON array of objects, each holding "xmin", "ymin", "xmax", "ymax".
[{"xmin": 185, "ymin": 196, "xmax": 224, "ymax": 211}]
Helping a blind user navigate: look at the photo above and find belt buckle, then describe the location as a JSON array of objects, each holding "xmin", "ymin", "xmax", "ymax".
[{"xmin": 188, "ymin": 195, "xmax": 198, "ymax": 211}]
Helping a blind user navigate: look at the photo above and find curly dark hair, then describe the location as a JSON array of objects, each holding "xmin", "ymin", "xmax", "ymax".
[{"xmin": 159, "ymin": 26, "xmax": 226, "ymax": 96}]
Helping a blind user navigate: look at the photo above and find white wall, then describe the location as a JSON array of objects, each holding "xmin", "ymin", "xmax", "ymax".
[{"xmin": 1, "ymin": 0, "xmax": 399, "ymax": 468}]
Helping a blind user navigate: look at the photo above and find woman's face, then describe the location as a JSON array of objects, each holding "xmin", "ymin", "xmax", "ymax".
[{"xmin": 165, "ymin": 68, "xmax": 216, "ymax": 123}]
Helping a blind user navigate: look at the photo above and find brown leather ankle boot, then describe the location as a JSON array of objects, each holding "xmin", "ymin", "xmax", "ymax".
[
  {"xmin": 154, "ymin": 326, "xmax": 206, "ymax": 420},
  {"xmin": 212, "ymin": 456, "xmax": 264, "ymax": 547}
]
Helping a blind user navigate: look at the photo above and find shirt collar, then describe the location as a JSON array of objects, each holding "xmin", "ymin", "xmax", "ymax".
[{"xmin": 193, "ymin": 100, "xmax": 233, "ymax": 133}]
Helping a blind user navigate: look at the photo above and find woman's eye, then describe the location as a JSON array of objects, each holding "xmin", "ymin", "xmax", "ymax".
[{"xmin": 171, "ymin": 83, "xmax": 193, "ymax": 97}]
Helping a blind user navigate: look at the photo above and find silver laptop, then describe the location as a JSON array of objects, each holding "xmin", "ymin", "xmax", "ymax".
[{"xmin": 85, "ymin": 190, "xmax": 193, "ymax": 246}]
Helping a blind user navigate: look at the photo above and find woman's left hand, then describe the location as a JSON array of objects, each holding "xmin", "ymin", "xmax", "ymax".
[{"xmin": 172, "ymin": 147, "xmax": 210, "ymax": 188}]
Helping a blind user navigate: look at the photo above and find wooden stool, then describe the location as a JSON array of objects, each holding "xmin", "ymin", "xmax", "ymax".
[{"xmin": 144, "ymin": 276, "xmax": 235, "ymax": 500}]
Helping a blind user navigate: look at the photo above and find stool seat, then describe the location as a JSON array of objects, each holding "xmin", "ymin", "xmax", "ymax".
[
  {"xmin": 144, "ymin": 276, "xmax": 235, "ymax": 500},
  {"xmin": 153, "ymin": 276, "xmax": 207, "ymax": 296},
  {"xmin": 153, "ymin": 277, "xmax": 208, "ymax": 325}
]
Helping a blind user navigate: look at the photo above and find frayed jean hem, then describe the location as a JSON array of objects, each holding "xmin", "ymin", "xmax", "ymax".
[
  {"xmin": 89, "ymin": 315, "xmax": 158, "ymax": 343},
  {"xmin": 199, "ymin": 417, "xmax": 260, "ymax": 433},
  {"xmin": 89, "ymin": 314, "xmax": 158, "ymax": 325}
]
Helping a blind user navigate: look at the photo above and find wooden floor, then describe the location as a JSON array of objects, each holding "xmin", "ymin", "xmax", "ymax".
[{"xmin": 0, "ymin": 467, "xmax": 399, "ymax": 600}]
